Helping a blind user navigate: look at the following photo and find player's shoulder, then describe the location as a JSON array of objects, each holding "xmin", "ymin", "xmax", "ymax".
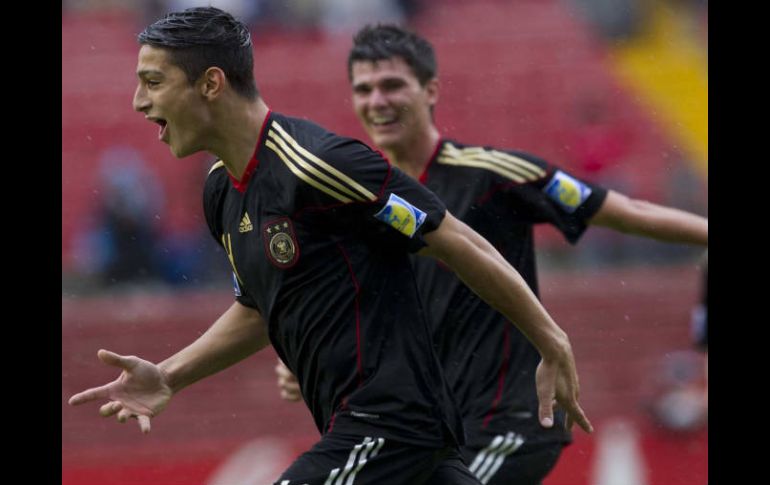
[
  {"xmin": 264, "ymin": 112, "xmax": 387, "ymax": 203},
  {"xmin": 436, "ymin": 139, "xmax": 550, "ymax": 183},
  {"xmin": 265, "ymin": 112, "xmax": 371, "ymax": 165},
  {"xmin": 202, "ymin": 159, "xmax": 230, "ymax": 236},
  {"xmin": 207, "ymin": 159, "xmax": 226, "ymax": 177},
  {"xmin": 204, "ymin": 159, "xmax": 229, "ymax": 190},
  {"xmin": 203, "ymin": 159, "xmax": 233, "ymax": 217}
]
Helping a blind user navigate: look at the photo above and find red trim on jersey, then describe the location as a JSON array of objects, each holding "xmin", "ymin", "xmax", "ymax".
[
  {"xmin": 229, "ymin": 109, "xmax": 272, "ymax": 193},
  {"xmin": 372, "ymin": 148, "xmax": 394, "ymax": 199},
  {"xmin": 475, "ymin": 181, "xmax": 518, "ymax": 206},
  {"xmin": 337, "ymin": 244, "xmax": 364, "ymax": 386},
  {"xmin": 418, "ymin": 139, "xmax": 444, "ymax": 185},
  {"xmin": 482, "ymin": 324, "xmax": 511, "ymax": 429},
  {"xmin": 327, "ymin": 395, "xmax": 349, "ymax": 433}
]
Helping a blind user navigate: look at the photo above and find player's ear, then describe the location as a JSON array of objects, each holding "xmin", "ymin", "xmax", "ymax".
[
  {"xmin": 200, "ymin": 67, "xmax": 226, "ymax": 99},
  {"xmin": 425, "ymin": 77, "xmax": 439, "ymax": 108}
]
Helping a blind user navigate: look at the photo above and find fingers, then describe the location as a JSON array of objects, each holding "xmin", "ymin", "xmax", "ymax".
[
  {"xmin": 275, "ymin": 360, "xmax": 295, "ymax": 379},
  {"xmin": 117, "ymin": 408, "xmax": 133, "ymax": 423},
  {"xmin": 112, "ymin": 407, "xmax": 153, "ymax": 433},
  {"xmin": 564, "ymin": 402, "xmax": 593, "ymax": 434},
  {"xmin": 538, "ymin": 401, "xmax": 554, "ymax": 428},
  {"xmin": 98, "ymin": 349, "xmax": 139, "ymax": 371},
  {"xmin": 69, "ymin": 350, "xmax": 136, "ymax": 406},
  {"xmin": 276, "ymin": 360, "xmax": 301, "ymax": 402},
  {"xmin": 535, "ymin": 367, "xmax": 556, "ymax": 428},
  {"xmin": 99, "ymin": 401, "xmax": 123, "ymax": 417},
  {"xmin": 279, "ymin": 388, "xmax": 302, "ymax": 402},
  {"xmin": 137, "ymin": 415, "xmax": 152, "ymax": 434},
  {"xmin": 69, "ymin": 383, "xmax": 112, "ymax": 406},
  {"xmin": 536, "ymin": 386, "xmax": 555, "ymax": 428}
]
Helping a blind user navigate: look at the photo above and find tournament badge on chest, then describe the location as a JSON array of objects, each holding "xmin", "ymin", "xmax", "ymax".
[{"xmin": 262, "ymin": 217, "xmax": 300, "ymax": 269}]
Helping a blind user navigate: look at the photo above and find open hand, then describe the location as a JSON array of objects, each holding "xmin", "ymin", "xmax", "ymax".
[
  {"xmin": 68, "ymin": 349, "xmax": 173, "ymax": 434},
  {"xmin": 535, "ymin": 350, "xmax": 593, "ymax": 434}
]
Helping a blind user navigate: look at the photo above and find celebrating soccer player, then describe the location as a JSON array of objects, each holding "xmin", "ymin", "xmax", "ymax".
[{"xmin": 69, "ymin": 8, "xmax": 594, "ymax": 485}]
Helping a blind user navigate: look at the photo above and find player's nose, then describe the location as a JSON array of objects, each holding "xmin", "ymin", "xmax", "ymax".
[{"xmin": 133, "ymin": 85, "xmax": 150, "ymax": 113}]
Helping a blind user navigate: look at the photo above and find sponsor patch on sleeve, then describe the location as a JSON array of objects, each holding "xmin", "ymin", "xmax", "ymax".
[
  {"xmin": 373, "ymin": 193, "xmax": 427, "ymax": 238},
  {"xmin": 542, "ymin": 170, "xmax": 592, "ymax": 213},
  {"xmin": 231, "ymin": 271, "xmax": 242, "ymax": 297}
]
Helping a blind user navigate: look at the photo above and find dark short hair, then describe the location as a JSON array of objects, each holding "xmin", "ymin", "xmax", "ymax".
[
  {"xmin": 348, "ymin": 24, "xmax": 437, "ymax": 86},
  {"xmin": 138, "ymin": 7, "xmax": 258, "ymax": 100}
]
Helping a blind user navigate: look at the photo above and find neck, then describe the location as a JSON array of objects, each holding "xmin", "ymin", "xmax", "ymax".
[
  {"xmin": 383, "ymin": 126, "xmax": 441, "ymax": 180},
  {"xmin": 209, "ymin": 96, "xmax": 270, "ymax": 180}
]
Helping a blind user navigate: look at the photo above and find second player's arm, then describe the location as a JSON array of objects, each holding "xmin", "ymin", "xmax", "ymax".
[
  {"xmin": 418, "ymin": 212, "xmax": 592, "ymax": 432},
  {"xmin": 589, "ymin": 190, "xmax": 707, "ymax": 245}
]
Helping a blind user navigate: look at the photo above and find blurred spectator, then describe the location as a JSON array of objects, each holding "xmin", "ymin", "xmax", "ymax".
[
  {"xmin": 645, "ymin": 349, "xmax": 707, "ymax": 433},
  {"xmin": 255, "ymin": 0, "xmax": 325, "ymax": 32},
  {"xmin": 71, "ymin": 147, "xmax": 225, "ymax": 290},
  {"xmin": 691, "ymin": 251, "xmax": 707, "ymax": 408},
  {"xmin": 145, "ymin": 0, "xmax": 265, "ymax": 25},
  {"xmin": 569, "ymin": 92, "xmax": 633, "ymax": 184},
  {"xmin": 565, "ymin": 92, "xmax": 638, "ymax": 266},
  {"xmin": 72, "ymin": 145, "xmax": 166, "ymax": 287},
  {"xmin": 135, "ymin": 0, "xmax": 421, "ymax": 33},
  {"xmin": 691, "ymin": 251, "xmax": 707, "ymax": 352},
  {"xmin": 317, "ymin": 0, "xmax": 407, "ymax": 35},
  {"xmin": 568, "ymin": 0, "xmax": 651, "ymax": 41},
  {"xmin": 63, "ymin": 0, "xmax": 138, "ymax": 13}
]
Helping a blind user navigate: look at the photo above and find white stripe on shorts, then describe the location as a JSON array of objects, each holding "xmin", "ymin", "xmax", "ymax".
[
  {"xmin": 469, "ymin": 432, "xmax": 526, "ymax": 484},
  {"xmin": 323, "ymin": 436, "xmax": 386, "ymax": 485}
]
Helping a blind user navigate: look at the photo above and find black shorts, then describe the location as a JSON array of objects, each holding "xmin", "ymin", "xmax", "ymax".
[
  {"xmin": 462, "ymin": 431, "xmax": 564, "ymax": 485},
  {"xmin": 275, "ymin": 432, "xmax": 481, "ymax": 485}
]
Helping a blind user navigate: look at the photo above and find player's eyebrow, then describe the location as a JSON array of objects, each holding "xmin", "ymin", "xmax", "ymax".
[{"xmin": 136, "ymin": 69, "xmax": 164, "ymax": 78}]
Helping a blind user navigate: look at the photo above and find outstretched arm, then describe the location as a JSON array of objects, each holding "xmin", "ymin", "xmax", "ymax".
[
  {"xmin": 68, "ymin": 301, "xmax": 270, "ymax": 433},
  {"xmin": 589, "ymin": 190, "xmax": 707, "ymax": 245},
  {"xmin": 418, "ymin": 212, "xmax": 592, "ymax": 433}
]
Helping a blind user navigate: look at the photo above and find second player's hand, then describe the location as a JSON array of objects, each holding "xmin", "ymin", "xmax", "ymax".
[
  {"xmin": 535, "ymin": 352, "xmax": 593, "ymax": 434},
  {"xmin": 275, "ymin": 359, "xmax": 302, "ymax": 402},
  {"xmin": 68, "ymin": 349, "xmax": 173, "ymax": 434}
]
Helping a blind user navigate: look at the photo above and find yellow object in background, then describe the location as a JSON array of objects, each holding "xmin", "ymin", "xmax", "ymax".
[{"xmin": 608, "ymin": 2, "xmax": 708, "ymax": 179}]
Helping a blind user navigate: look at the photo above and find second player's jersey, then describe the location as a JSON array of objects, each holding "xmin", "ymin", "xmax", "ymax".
[
  {"xmin": 413, "ymin": 139, "xmax": 608, "ymax": 444},
  {"xmin": 203, "ymin": 112, "xmax": 464, "ymax": 448}
]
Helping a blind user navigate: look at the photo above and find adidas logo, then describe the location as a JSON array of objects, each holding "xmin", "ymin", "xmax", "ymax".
[{"xmin": 239, "ymin": 213, "xmax": 253, "ymax": 233}]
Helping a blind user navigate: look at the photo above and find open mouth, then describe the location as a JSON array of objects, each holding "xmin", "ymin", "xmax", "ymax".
[
  {"xmin": 370, "ymin": 115, "xmax": 398, "ymax": 128},
  {"xmin": 147, "ymin": 117, "xmax": 168, "ymax": 140}
]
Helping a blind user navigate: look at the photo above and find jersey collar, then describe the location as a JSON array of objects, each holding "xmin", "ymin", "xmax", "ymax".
[
  {"xmin": 228, "ymin": 109, "xmax": 273, "ymax": 193},
  {"xmin": 418, "ymin": 138, "xmax": 445, "ymax": 185}
]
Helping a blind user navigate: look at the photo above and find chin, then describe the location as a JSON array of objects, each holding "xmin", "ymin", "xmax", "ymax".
[
  {"xmin": 168, "ymin": 145, "xmax": 185, "ymax": 159},
  {"xmin": 170, "ymin": 144, "xmax": 199, "ymax": 159},
  {"xmin": 371, "ymin": 133, "xmax": 403, "ymax": 151}
]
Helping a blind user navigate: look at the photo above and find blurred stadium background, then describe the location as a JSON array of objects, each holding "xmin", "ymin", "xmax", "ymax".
[{"xmin": 62, "ymin": 0, "xmax": 708, "ymax": 484}]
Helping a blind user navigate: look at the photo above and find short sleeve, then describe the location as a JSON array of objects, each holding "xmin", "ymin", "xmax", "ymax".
[
  {"xmin": 498, "ymin": 151, "xmax": 608, "ymax": 244},
  {"xmin": 304, "ymin": 138, "xmax": 447, "ymax": 253},
  {"xmin": 374, "ymin": 165, "xmax": 446, "ymax": 252}
]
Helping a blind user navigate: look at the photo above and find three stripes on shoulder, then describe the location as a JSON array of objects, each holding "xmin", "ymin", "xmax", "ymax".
[
  {"xmin": 266, "ymin": 121, "xmax": 376, "ymax": 204},
  {"xmin": 439, "ymin": 143, "xmax": 545, "ymax": 183}
]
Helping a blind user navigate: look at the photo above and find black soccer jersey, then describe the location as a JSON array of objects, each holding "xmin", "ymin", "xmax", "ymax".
[
  {"xmin": 413, "ymin": 139, "xmax": 608, "ymax": 445},
  {"xmin": 203, "ymin": 112, "xmax": 464, "ymax": 448}
]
